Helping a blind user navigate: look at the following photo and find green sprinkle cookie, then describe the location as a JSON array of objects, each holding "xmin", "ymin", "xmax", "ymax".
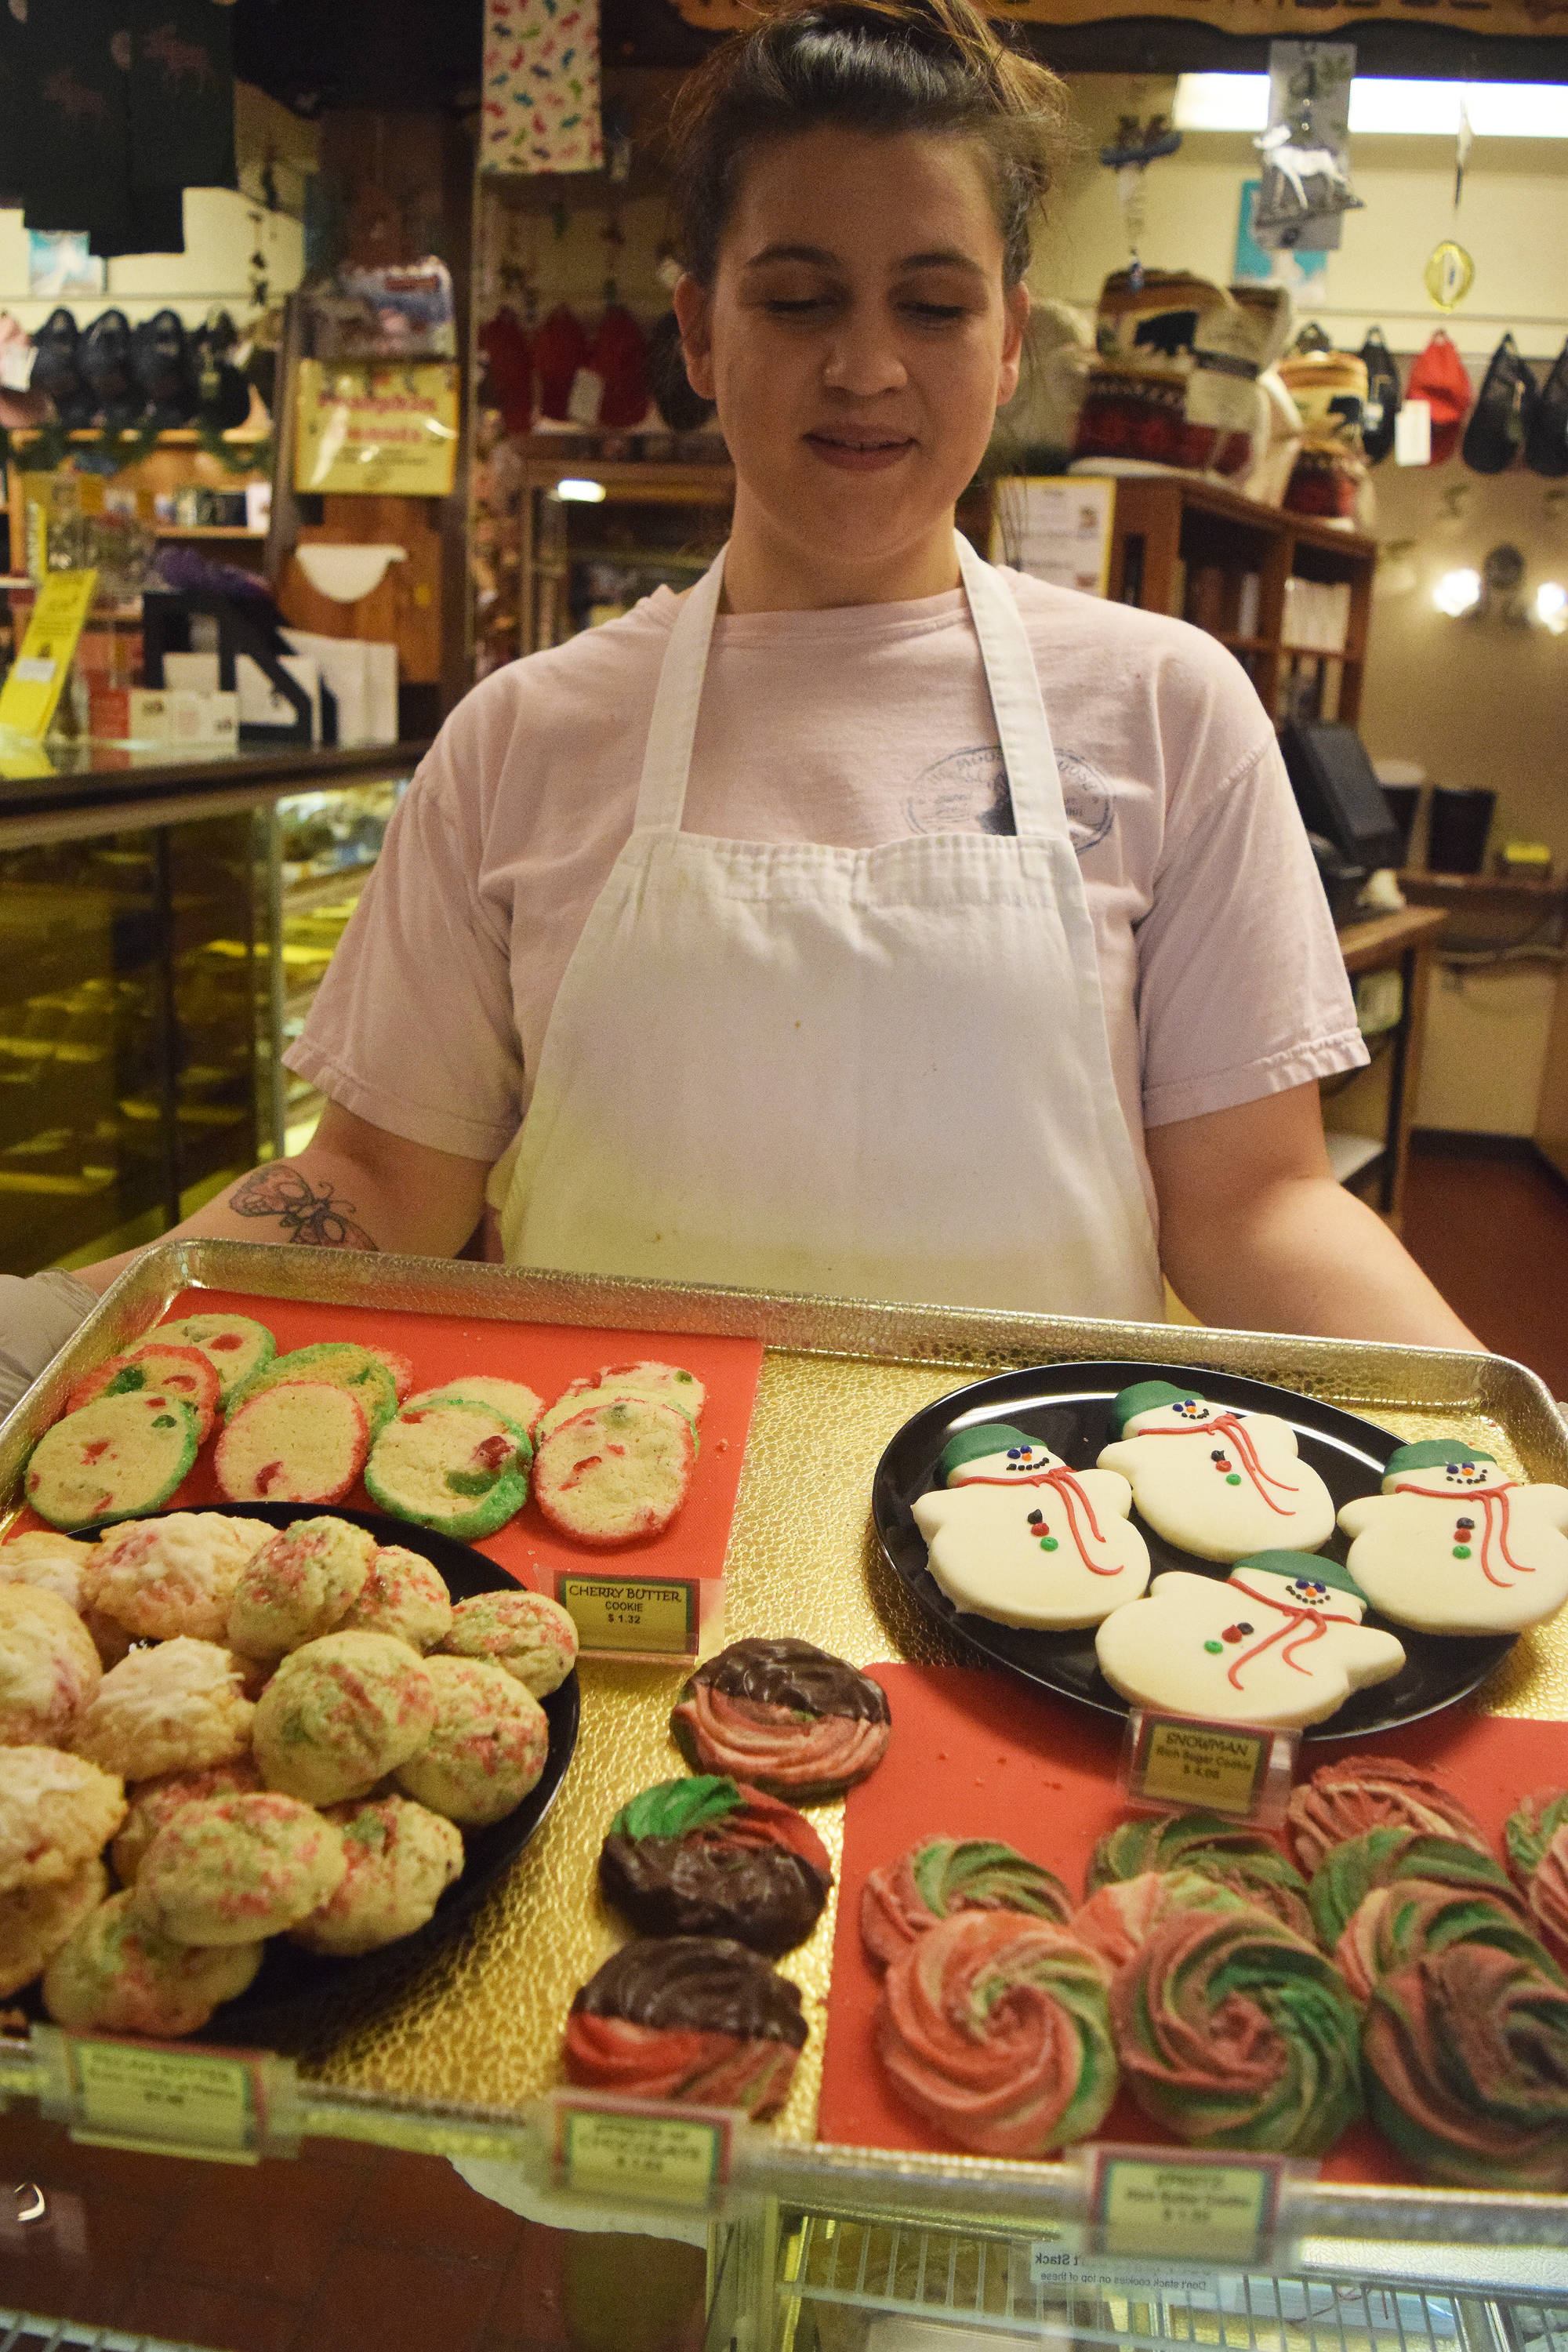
[
  {"xmin": 365, "ymin": 1400, "xmax": 532, "ymax": 1539},
  {"xmin": 26, "ymin": 1392, "xmax": 199, "ymax": 1530}
]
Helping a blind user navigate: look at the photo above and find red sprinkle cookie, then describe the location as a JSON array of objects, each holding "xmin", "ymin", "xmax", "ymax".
[{"xmin": 216, "ymin": 1381, "xmax": 369, "ymax": 1504}]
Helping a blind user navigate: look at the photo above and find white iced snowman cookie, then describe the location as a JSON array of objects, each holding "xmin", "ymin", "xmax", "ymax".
[
  {"xmin": 912, "ymin": 1422, "xmax": 1150, "ymax": 1631},
  {"xmin": 1095, "ymin": 1381, "xmax": 1337, "ymax": 1563},
  {"xmin": 1094, "ymin": 1549, "xmax": 1406, "ymax": 1729},
  {"xmin": 1338, "ymin": 1440, "xmax": 1568, "ymax": 1635}
]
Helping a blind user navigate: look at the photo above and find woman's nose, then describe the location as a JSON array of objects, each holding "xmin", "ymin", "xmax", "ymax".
[{"xmin": 822, "ymin": 306, "xmax": 908, "ymax": 396}]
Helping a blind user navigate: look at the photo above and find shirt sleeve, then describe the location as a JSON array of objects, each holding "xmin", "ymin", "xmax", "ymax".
[
  {"xmin": 1138, "ymin": 722, "xmax": 1369, "ymax": 1131},
  {"xmin": 283, "ymin": 723, "xmax": 523, "ymax": 1164}
]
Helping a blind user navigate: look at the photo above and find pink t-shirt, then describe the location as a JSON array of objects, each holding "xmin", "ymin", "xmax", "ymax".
[{"xmin": 288, "ymin": 569, "xmax": 1366, "ymax": 1227}]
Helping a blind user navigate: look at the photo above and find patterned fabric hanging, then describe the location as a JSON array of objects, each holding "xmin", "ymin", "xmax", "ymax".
[{"xmin": 481, "ymin": 0, "xmax": 604, "ymax": 176}]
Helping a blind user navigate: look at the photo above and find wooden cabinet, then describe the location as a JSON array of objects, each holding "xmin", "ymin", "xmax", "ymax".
[{"xmin": 1102, "ymin": 474, "xmax": 1376, "ymax": 731}]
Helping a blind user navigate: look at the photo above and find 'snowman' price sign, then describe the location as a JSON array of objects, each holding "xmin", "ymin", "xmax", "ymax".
[{"xmin": 1121, "ymin": 1710, "xmax": 1298, "ymax": 1827}]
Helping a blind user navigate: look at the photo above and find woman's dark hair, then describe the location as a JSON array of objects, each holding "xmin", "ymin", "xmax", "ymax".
[{"xmin": 668, "ymin": 0, "xmax": 1070, "ymax": 290}]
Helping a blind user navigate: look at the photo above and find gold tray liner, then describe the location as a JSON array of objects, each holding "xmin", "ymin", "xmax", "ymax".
[{"xmin": 304, "ymin": 1351, "xmax": 1563, "ymax": 2137}]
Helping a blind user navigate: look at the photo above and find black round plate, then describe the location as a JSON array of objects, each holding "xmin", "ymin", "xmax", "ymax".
[
  {"xmin": 66, "ymin": 1501, "xmax": 579, "ymax": 2049},
  {"xmin": 872, "ymin": 1360, "xmax": 1514, "ymax": 1743}
]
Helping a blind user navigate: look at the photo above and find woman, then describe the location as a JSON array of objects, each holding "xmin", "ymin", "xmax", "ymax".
[{"xmin": 1, "ymin": 0, "xmax": 1475, "ymax": 1411}]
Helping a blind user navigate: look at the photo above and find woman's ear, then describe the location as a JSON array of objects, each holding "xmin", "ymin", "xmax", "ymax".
[
  {"xmin": 672, "ymin": 272, "xmax": 717, "ymax": 401},
  {"xmin": 996, "ymin": 281, "xmax": 1030, "ymax": 408}
]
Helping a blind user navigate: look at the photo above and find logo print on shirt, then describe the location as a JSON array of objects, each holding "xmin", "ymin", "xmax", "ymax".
[{"xmin": 904, "ymin": 746, "xmax": 1116, "ymax": 855}]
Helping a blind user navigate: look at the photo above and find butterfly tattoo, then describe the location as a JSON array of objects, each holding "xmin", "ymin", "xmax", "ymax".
[{"xmin": 229, "ymin": 1166, "xmax": 379, "ymax": 1250}]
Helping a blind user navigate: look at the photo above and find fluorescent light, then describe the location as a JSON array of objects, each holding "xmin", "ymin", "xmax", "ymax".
[
  {"xmin": 1434, "ymin": 568, "xmax": 1483, "ymax": 618},
  {"xmin": 554, "ymin": 477, "xmax": 607, "ymax": 503},
  {"xmin": 1173, "ymin": 74, "xmax": 1568, "ymax": 137}
]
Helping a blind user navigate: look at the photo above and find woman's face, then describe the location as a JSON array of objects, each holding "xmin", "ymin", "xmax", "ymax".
[{"xmin": 675, "ymin": 126, "xmax": 1028, "ymax": 605}]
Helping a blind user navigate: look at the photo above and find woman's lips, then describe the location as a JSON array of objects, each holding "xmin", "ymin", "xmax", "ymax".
[{"xmin": 804, "ymin": 432, "xmax": 916, "ymax": 473}]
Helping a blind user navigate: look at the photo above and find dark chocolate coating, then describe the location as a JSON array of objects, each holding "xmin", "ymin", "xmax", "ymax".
[
  {"xmin": 571, "ymin": 1936, "xmax": 808, "ymax": 2046},
  {"xmin": 599, "ymin": 1832, "xmax": 829, "ymax": 1958},
  {"xmin": 688, "ymin": 1638, "xmax": 890, "ymax": 1725}
]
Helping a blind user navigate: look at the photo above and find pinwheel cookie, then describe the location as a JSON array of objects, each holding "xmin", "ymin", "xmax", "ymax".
[
  {"xmin": 672, "ymin": 1639, "xmax": 890, "ymax": 1803},
  {"xmin": 875, "ymin": 1911, "xmax": 1117, "ymax": 2157},
  {"xmin": 598, "ymin": 1776, "xmax": 832, "ymax": 1957},
  {"xmin": 912, "ymin": 1421, "xmax": 1149, "ymax": 1629},
  {"xmin": 1112, "ymin": 1908, "xmax": 1363, "ymax": 2155},
  {"xmin": 564, "ymin": 1936, "xmax": 807, "ymax": 2118},
  {"xmin": 1363, "ymin": 1940, "xmax": 1568, "ymax": 2189},
  {"xmin": 1098, "ymin": 1382, "xmax": 1336, "ymax": 1561},
  {"xmin": 861, "ymin": 1836, "xmax": 1073, "ymax": 1969}
]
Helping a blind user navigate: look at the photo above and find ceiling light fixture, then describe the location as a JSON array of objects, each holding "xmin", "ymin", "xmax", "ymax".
[{"xmin": 1173, "ymin": 74, "xmax": 1568, "ymax": 139}]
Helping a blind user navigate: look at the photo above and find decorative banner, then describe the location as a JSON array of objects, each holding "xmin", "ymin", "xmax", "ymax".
[
  {"xmin": 666, "ymin": 0, "xmax": 1568, "ymax": 39},
  {"xmin": 481, "ymin": 0, "xmax": 604, "ymax": 176},
  {"xmin": 294, "ymin": 362, "xmax": 460, "ymax": 497}
]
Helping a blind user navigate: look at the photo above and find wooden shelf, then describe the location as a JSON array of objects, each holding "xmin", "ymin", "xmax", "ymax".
[
  {"xmin": 1400, "ymin": 869, "xmax": 1564, "ymax": 900},
  {"xmin": 152, "ymin": 526, "xmax": 265, "ymax": 541}
]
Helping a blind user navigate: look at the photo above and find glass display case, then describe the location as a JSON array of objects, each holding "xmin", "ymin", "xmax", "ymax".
[{"xmin": 0, "ymin": 761, "xmax": 412, "ymax": 1277}]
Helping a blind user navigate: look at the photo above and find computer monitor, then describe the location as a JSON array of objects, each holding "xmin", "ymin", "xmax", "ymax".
[{"xmin": 1281, "ymin": 723, "xmax": 1404, "ymax": 875}]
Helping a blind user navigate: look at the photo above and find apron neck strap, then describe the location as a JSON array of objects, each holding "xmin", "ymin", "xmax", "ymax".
[{"xmin": 633, "ymin": 534, "xmax": 1069, "ymax": 838}]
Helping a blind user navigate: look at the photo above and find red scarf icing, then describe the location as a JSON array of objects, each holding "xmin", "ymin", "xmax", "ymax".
[
  {"xmin": 1223, "ymin": 1573, "xmax": 1362, "ymax": 1690},
  {"xmin": 1395, "ymin": 1480, "xmax": 1528, "ymax": 1589},
  {"xmin": 1133, "ymin": 1411, "xmax": 1299, "ymax": 1515},
  {"xmin": 957, "ymin": 1465, "xmax": 1120, "ymax": 1573}
]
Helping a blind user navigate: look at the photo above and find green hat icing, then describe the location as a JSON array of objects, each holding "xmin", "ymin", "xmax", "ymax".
[
  {"xmin": 937, "ymin": 1422, "xmax": 1041, "ymax": 1483},
  {"xmin": 1237, "ymin": 1549, "xmax": 1369, "ymax": 1604},
  {"xmin": 1108, "ymin": 1381, "xmax": 1203, "ymax": 1436},
  {"xmin": 1385, "ymin": 1440, "xmax": 1496, "ymax": 1478},
  {"xmin": 609, "ymin": 1777, "xmax": 743, "ymax": 1842}
]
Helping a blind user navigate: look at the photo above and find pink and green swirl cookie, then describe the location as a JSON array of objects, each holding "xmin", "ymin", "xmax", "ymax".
[
  {"xmin": 1287, "ymin": 1755, "xmax": 1489, "ymax": 1877},
  {"xmin": 876, "ymin": 1910, "xmax": 1117, "ymax": 2157},
  {"xmin": 1363, "ymin": 1940, "xmax": 1568, "ymax": 2188},
  {"xmin": 1113, "ymin": 1908, "xmax": 1363, "ymax": 2155},
  {"xmin": 1308, "ymin": 1828, "xmax": 1523, "ymax": 1951},
  {"xmin": 862, "ymin": 1837, "xmax": 1072, "ymax": 1969},
  {"xmin": 1088, "ymin": 1812, "xmax": 1315, "ymax": 1944},
  {"xmin": 1069, "ymin": 1869, "xmax": 1257, "ymax": 1974},
  {"xmin": 1334, "ymin": 1878, "xmax": 1562, "ymax": 2007},
  {"xmin": 1504, "ymin": 1789, "xmax": 1568, "ymax": 1957}
]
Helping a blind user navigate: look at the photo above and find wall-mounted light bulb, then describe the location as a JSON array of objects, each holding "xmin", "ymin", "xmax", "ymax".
[
  {"xmin": 553, "ymin": 477, "xmax": 608, "ymax": 503},
  {"xmin": 1535, "ymin": 580, "xmax": 1568, "ymax": 633},
  {"xmin": 1433, "ymin": 568, "xmax": 1483, "ymax": 618}
]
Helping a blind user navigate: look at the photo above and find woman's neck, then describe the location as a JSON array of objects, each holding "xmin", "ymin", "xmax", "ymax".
[{"xmin": 719, "ymin": 492, "xmax": 963, "ymax": 614}]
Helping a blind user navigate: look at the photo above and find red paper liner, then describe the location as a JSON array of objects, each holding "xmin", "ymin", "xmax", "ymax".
[
  {"xmin": 820, "ymin": 1662, "xmax": 1568, "ymax": 2187},
  {"xmin": 9, "ymin": 1286, "xmax": 763, "ymax": 1597}
]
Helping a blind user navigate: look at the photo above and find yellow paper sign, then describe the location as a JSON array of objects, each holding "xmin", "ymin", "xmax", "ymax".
[
  {"xmin": 0, "ymin": 568, "xmax": 98, "ymax": 739},
  {"xmin": 1134, "ymin": 1719, "xmax": 1269, "ymax": 1814},
  {"xmin": 1093, "ymin": 2151, "xmax": 1281, "ymax": 2265},
  {"xmin": 64, "ymin": 2038, "xmax": 263, "ymax": 2163},
  {"xmin": 554, "ymin": 2098, "xmax": 730, "ymax": 2208},
  {"xmin": 295, "ymin": 360, "xmax": 459, "ymax": 496},
  {"xmin": 554, "ymin": 1571, "xmax": 700, "ymax": 1657}
]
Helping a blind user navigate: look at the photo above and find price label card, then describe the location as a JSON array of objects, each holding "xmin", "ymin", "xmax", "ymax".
[
  {"xmin": 553, "ymin": 1570, "xmax": 701, "ymax": 1659},
  {"xmin": 1087, "ymin": 2147, "xmax": 1287, "ymax": 2267},
  {"xmin": 42, "ymin": 2031, "xmax": 273, "ymax": 2164},
  {"xmin": 1121, "ymin": 1710, "xmax": 1297, "ymax": 1826},
  {"xmin": 550, "ymin": 2092, "xmax": 731, "ymax": 2209}
]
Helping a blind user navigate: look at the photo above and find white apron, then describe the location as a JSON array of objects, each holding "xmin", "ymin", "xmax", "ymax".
[{"xmin": 499, "ymin": 535, "xmax": 1164, "ymax": 1320}]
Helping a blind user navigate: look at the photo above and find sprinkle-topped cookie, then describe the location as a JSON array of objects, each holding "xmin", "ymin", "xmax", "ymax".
[{"xmin": 1097, "ymin": 1382, "xmax": 1337, "ymax": 1562}]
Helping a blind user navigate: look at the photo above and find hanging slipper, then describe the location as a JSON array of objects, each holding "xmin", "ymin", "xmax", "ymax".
[
  {"xmin": 192, "ymin": 309, "xmax": 252, "ymax": 433},
  {"xmin": 534, "ymin": 303, "xmax": 589, "ymax": 423},
  {"xmin": 1526, "ymin": 336, "xmax": 1568, "ymax": 477},
  {"xmin": 81, "ymin": 308, "xmax": 141, "ymax": 431},
  {"xmin": 31, "ymin": 306, "xmax": 95, "ymax": 430},
  {"xmin": 1405, "ymin": 331, "xmax": 1472, "ymax": 466},
  {"xmin": 132, "ymin": 308, "xmax": 198, "ymax": 430},
  {"xmin": 591, "ymin": 299, "xmax": 651, "ymax": 430},
  {"xmin": 1462, "ymin": 332, "xmax": 1537, "ymax": 474}
]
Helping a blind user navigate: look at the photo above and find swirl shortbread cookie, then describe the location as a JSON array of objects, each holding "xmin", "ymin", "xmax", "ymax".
[
  {"xmin": 1363, "ymin": 1941, "xmax": 1568, "ymax": 2189},
  {"xmin": 1287, "ymin": 1754, "xmax": 1490, "ymax": 1876},
  {"xmin": 599, "ymin": 1776, "xmax": 832, "ymax": 1957},
  {"xmin": 1306, "ymin": 1827, "xmax": 1524, "ymax": 1950},
  {"xmin": 862, "ymin": 1835, "xmax": 1073, "ymax": 1969},
  {"xmin": 1087, "ymin": 1811, "xmax": 1316, "ymax": 1943},
  {"xmin": 672, "ymin": 1639, "xmax": 890, "ymax": 1803},
  {"xmin": 564, "ymin": 1936, "xmax": 807, "ymax": 2118}
]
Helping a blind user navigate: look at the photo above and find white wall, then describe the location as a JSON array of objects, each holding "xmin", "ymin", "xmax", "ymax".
[{"xmin": 0, "ymin": 188, "xmax": 303, "ymax": 333}]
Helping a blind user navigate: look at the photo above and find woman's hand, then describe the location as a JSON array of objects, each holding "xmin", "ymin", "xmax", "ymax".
[
  {"xmin": 1147, "ymin": 1082, "xmax": 1482, "ymax": 1350},
  {"xmin": 71, "ymin": 1101, "xmax": 494, "ymax": 1298}
]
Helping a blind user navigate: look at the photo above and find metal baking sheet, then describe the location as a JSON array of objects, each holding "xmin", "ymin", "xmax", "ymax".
[{"xmin": 4, "ymin": 1237, "xmax": 1567, "ymax": 2259}]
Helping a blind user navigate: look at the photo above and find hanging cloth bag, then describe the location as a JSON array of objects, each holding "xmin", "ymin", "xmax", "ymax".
[
  {"xmin": 1526, "ymin": 336, "xmax": 1568, "ymax": 477},
  {"xmin": 1462, "ymin": 333, "xmax": 1537, "ymax": 474},
  {"xmin": 1358, "ymin": 327, "xmax": 1402, "ymax": 466},
  {"xmin": 1405, "ymin": 331, "xmax": 1472, "ymax": 466}
]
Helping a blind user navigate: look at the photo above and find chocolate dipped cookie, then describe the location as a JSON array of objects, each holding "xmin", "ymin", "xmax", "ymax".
[
  {"xmin": 563, "ymin": 1935, "xmax": 807, "ymax": 2118},
  {"xmin": 598, "ymin": 1776, "xmax": 832, "ymax": 1957},
  {"xmin": 670, "ymin": 1639, "xmax": 890, "ymax": 1802}
]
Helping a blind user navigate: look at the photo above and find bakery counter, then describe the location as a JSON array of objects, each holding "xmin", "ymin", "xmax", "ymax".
[
  {"xmin": 0, "ymin": 738, "xmax": 433, "ymax": 830},
  {"xmin": 4, "ymin": 1241, "xmax": 1568, "ymax": 2318}
]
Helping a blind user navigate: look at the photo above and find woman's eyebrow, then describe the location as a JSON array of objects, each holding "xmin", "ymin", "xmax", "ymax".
[
  {"xmin": 742, "ymin": 242, "xmax": 843, "ymax": 270},
  {"xmin": 893, "ymin": 249, "xmax": 986, "ymax": 278}
]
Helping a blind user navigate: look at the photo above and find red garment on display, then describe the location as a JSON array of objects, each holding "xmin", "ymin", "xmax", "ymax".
[
  {"xmin": 534, "ymin": 303, "xmax": 590, "ymax": 423},
  {"xmin": 592, "ymin": 302, "xmax": 651, "ymax": 430},
  {"xmin": 1406, "ymin": 331, "xmax": 1473, "ymax": 465},
  {"xmin": 478, "ymin": 307, "xmax": 534, "ymax": 434}
]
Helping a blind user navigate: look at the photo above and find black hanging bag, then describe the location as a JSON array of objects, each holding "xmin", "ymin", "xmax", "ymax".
[
  {"xmin": 1526, "ymin": 336, "xmax": 1568, "ymax": 477},
  {"xmin": 1462, "ymin": 332, "xmax": 1537, "ymax": 474},
  {"xmin": 132, "ymin": 308, "xmax": 198, "ymax": 429},
  {"xmin": 1359, "ymin": 326, "xmax": 1401, "ymax": 466}
]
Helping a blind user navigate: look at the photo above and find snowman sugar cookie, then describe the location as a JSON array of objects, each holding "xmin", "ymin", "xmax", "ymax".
[
  {"xmin": 1338, "ymin": 1440, "xmax": 1568, "ymax": 1636},
  {"xmin": 1095, "ymin": 1381, "xmax": 1337, "ymax": 1563},
  {"xmin": 912, "ymin": 1421, "xmax": 1151, "ymax": 1631},
  {"xmin": 1094, "ymin": 1550, "xmax": 1406, "ymax": 1730}
]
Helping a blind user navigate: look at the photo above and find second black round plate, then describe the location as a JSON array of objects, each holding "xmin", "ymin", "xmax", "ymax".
[
  {"xmin": 872, "ymin": 1360, "xmax": 1513, "ymax": 1742},
  {"xmin": 71, "ymin": 1500, "xmax": 579, "ymax": 2048}
]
